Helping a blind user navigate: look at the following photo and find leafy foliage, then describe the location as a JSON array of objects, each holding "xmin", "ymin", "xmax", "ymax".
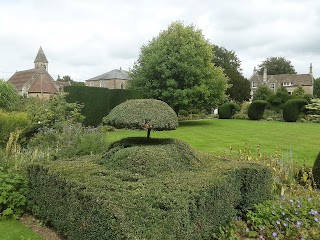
[
  {"xmin": 103, "ymin": 99, "xmax": 178, "ymax": 132},
  {"xmin": 253, "ymin": 84, "xmax": 275, "ymax": 101},
  {"xmin": 248, "ymin": 100, "xmax": 268, "ymax": 120},
  {"xmin": 312, "ymin": 152, "xmax": 320, "ymax": 188},
  {"xmin": 257, "ymin": 57, "xmax": 297, "ymax": 75},
  {"xmin": 0, "ymin": 80, "xmax": 20, "ymax": 111},
  {"xmin": 57, "ymin": 75, "xmax": 85, "ymax": 86},
  {"xmin": 283, "ymin": 98, "xmax": 309, "ymax": 122},
  {"xmin": 0, "ymin": 168, "xmax": 27, "ymax": 219},
  {"xmin": 130, "ymin": 21, "xmax": 228, "ymax": 113},
  {"xmin": 212, "ymin": 45, "xmax": 250, "ymax": 102},
  {"xmin": 314, "ymin": 78, "xmax": 320, "ymax": 98},
  {"xmin": 292, "ymin": 86, "xmax": 306, "ymax": 98},
  {"xmin": 218, "ymin": 102, "xmax": 240, "ymax": 119}
]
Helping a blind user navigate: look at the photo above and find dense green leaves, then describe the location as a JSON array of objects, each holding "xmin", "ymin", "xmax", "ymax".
[
  {"xmin": 253, "ymin": 85, "xmax": 274, "ymax": 101},
  {"xmin": 218, "ymin": 102, "xmax": 240, "ymax": 119},
  {"xmin": 0, "ymin": 80, "xmax": 20, "ymax": 111},
  {"xmin": 130, "ymin": 21, "xmax": 228, "ymax": 113},
  {"xmin": 313, "ymin": 152, "xmax": 320, "ymax": 188},
  {"xmin": 257, "ymin": 57, "xmax": 296, "ymax": 75},
  {"xmin": 248, "ymin": 100, "xmax": 268, "ymax": 120},
  {"xmin": 283, "ymin": 98, "xmax": 308, "ymax": 122},
  {"xmin": 314, "ymin": 78, "xmax": 320, "ymax": 98}
]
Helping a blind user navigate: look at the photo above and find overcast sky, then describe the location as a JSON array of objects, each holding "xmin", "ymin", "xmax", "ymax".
[{"xmin": 1, "ymin": 0, "xmax": 320, "ymax": 82}]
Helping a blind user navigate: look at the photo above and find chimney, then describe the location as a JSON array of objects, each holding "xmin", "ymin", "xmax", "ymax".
[
  {"xmin": 309, "ymin": 63, "xmax": 313, "ymax": 75},
  {"xmin": 263, "ymin": 67, "xmax": 267, "ymax": 82},
  {"xmin": 253, "ymin": 66, "xmax": 257, "ymax": 75}
]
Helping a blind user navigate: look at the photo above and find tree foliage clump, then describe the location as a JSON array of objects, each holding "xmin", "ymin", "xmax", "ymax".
[
  {"xmin": 314, "ymin": 78, "xmax": 320, "ymax": 98},
  {"xmin": 253, "ymin": 85, "xmax": 274, "ymax": 101},
  {"xmin": 283, "ymin": 98, "xmax": 309, "ymax": 122},
  {"xmin": 212, "ymin": 45, "xmax": 250, "ymax": 102},
  {"xmin": 248, "ymin": 100, "xmax": 268, "ymax": 120},
  {"xmin": 218, "ymin": 102, "xmax": 240, "ymax": 119},
  {"xmin": 257, "ymin": 57, "xmax": 296, "ymax": 75},
  {"xmin": 130, "ymin": 21, "xmax": 228, "ymax": 113},
  {"xmin": 103, "ymin": 99, "xmax": 178, "ymax": 139},
  {"xmin": 292, "ymin": 86, "xmax": 305, "ymax": 98},
  {"xmin": 312, "ymin": 152, "xmax": 320, "ymax": 188},
  {"xmin": 0, "ymin": 80, "xmax": 20, "ymax": 111}
]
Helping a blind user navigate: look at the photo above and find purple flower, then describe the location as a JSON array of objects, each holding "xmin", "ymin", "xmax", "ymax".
[
  {"xmin": 281, "ymin": 211, "xmax": 286, "ymax": 216},
  {"xmin": 259, "ymin": 235, "xmax": 264, "ymax": 239},
  {"xmin": 276, "ymin": 220, "xmax": 280, "ymax": 225},
  {"xmin": 289, "ymin": 199, "xmax": 294, "ymax": 203},
  {"xmin": 246, "ymin": 227, "xmax": 249, "ymax": 232},
  {"xmin": 260, "ymin": 226, "xmax": 265, "ymax": 230},
  {"xmin": 314, "ymin": 217, "xmax": 319, "ymax": 223},
  {"xmin": 301, "ymin": 238, "xmax": 305, "ymax": 240},
  {"xmin": 296, "ymin": 221, "xmax": 302, "ymax": 227},
  {"xmin": 308, "ymin": 197, "xmax": 312, "ymax": 201},
  {"xmin": 272, "ymin": 232, "xmax": 278, "ymax": 237},
  {"xmin": 283, "ymin": 222, "xmax": 288, "ymax": 227}
]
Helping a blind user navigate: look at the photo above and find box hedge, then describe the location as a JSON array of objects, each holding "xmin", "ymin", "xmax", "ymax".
[
  {"xmin": 248, "ymin": 100, "xmax": 268, "ymax": 120},
  {"xmin": 283, "ymin": 98, "xmax": 309, "ymax": 122},
  {"xmin": 64, "ymin": 86, "xmax": 143, "ymax": 126},
  {"xmin": 218, "ymin": 102, "xmax": 240, "ymax": 119},
  {"xmin": 27, "ymin": 140, "xmax": 272, "ymax": 240}
]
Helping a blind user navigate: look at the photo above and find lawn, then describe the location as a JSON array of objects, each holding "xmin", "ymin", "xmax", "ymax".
[
  {"xmin": 106, "ymin": 119, "xmax": 320, "ymax": 166},
  {"xmin": 0, "ymin": 219, "xmax": 43, "ymax": 240}
]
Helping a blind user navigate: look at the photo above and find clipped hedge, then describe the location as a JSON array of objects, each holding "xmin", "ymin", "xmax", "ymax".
[
  {"xmin": 103, "ymin": 99, "xmax": 178, "ymax": 131},
  {"xmin": 283, "ymin": 98, "xmax": 309, "ymax": 122},
  {"xmin": 27, "ymin": 144, "xmax": 272, "ymax": 239},
  {"xmin": 64, "ymin": 86, "xmax": 143, "ymax": 126},
  {"xmin": 313, "ymin": 152, "xmax": 320, "ymax": 188},
  {"xmin": 248, "ymin": 100, "xmax": 268, "ymax": 120},
  {"xmin": 218, "ymin": 102, "xmax": 240, "ymax": 119}
]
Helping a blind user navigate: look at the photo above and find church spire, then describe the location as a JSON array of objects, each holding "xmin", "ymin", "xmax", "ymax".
[{"xmin": 34, "ymin": 46, "xmax": 49, "ymax": 71}]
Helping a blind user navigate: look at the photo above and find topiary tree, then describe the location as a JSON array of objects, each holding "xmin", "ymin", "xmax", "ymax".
[
  {"xmin": 312, "ymin": 152, "xmax": 320, "ymax": 189},
  {"xmin": 248, "ymin": 100, "xmax": 268, "ymax": 120},
  {"xmin": 103, "ymin": 99, "xmax": 178, "ymax": 140},
  {"xmin": 218, "ymin": 102, "xmax": 240, "ymax": 119},
  {"xmin": 283, "ymin": 98, "xmax": 308, "ymax": 122}
]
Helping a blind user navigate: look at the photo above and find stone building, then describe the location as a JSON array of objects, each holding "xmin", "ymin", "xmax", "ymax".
[
  {"xmin": 85, "ymin": 68, "xmax": 130, "ymax": 89},
  {"xmin": 249, "ymin": 64, "xmax": 314, "ymax": 97}
]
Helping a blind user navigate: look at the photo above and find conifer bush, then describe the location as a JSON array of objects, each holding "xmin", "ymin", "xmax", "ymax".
[
  {"xmin": 247, "ymin": 100, "xmax": 268, "ymax": 120},
  {"xmin": 218, "ymin": 102, "xmax": 240, "ymax": 119},
  {"xmin": 283, "ymin": 98, "xmax": 308, "ymax": 122}
]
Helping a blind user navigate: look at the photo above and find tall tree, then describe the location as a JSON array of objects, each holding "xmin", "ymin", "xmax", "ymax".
[
  {"xmin": 314, "ymin": 78, "xmax": 320, "ymax": 98},
  {"xmin": 258, "ymin": 57, "xmax": 297, "ymax": 75},
  {"xmin": 252, "ymin": 84, "xmax": 275, "ymax": 101},
  {"xmin": 129, "ymin": 21, "xmax": 228, "ymax": 113},
  {"xmin": 212, "ymin": 45, "xmax": 250, "ymax": 102},
  {"xmin": 57, "ymin": 75, "xmax": 85, "ymax": 86}
]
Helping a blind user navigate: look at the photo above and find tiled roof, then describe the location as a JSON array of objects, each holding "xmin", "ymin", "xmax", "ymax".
[
  {"xmin": 34, "ymin": 46, "xmax": 48, "ymax": 63},
  {"xmin": 250, "ymin": 73, "xmax": 313, "ymax": 86},
  {"xmin": 8, "ymin": 69, "xmax": 38, "ymax": 91},
  {"xmin": 86, "ymin": 69, "xmax": 131, "ymax": 81}
]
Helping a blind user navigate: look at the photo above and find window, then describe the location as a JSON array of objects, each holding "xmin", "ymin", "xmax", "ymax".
[
  {"xmin": 269, "ymin": 83, "xmax": 275, "ymax": 92},
  {"xmin": 252, "ymin": 81, "xmax": 258, "ymax": 88},
  {"xmin": 282, "ymin": 82, "xmax": 292, "ymax": 86},
  {"xmin": 100, "ymin": 81, "xmax": 105, "ymax": 88},
  {"xmin": 121, "ymin": 82, "xmax": 124, "ymax": 89}
]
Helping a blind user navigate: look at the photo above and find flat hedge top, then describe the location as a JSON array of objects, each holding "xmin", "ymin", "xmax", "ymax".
[{"xmin": 103, "ymin": 99, "xmax": 178, "ymax": 131}]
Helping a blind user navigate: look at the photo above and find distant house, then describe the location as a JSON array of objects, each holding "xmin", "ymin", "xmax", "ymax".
[
  {"xmin": 8, "ymin": 47, "xmax": 69, "ymax": 98},
  {"xmin": 85, "ymin": 68, "xmax": 130, "ymax": 89},
  {"xmin": 249, "ymin": 64, "xmax": 314, "ymax": 97}
]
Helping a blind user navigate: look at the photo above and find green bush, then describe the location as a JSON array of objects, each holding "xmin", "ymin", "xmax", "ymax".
[
  {"xmin": 218, "ymin": 102, "xmax": 240, "ymax": 119},
  {"xmin": 65, "ymin": 86, "xmax": 143, "ymax": 126},
  {"xmin": 247, "ymin": 100, "xmax": 268, "ymax": 120},
  {"xmin": 103, "ymin": 99, "xmax": 178, "ymax": 132},
  {"xmin": 0, "ymin": 80, "xmax": 20, "ymax": 111},
  {"xmin": 283, "ymin": 98, "xmax": 309, "ymax": 122},
  {"xmin": 178, "ymin": 109, "xmax": 189, "ymax": 116},
  {"xmin": 0, "ymin": 168, "xmax": 27, "ymax": 219},
  {"xmin": 0, "ymin": 110, "xmax": 30, "ymax": 146},
  {"xmin": 312, "ymin": 152, "xmax": 320, "ymax": 188},
  {"xmin": 27, "ymin": 150, "xmax": 272, "ymax": 239}
]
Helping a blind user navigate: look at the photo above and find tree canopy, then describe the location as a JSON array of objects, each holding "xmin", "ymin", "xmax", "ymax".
[
  {"xmin": 252, "ymin": 84, "xmax": 274, "ymax": 101},
  {"xmin": 314, "ymin": 78, "xmax": 320, "ymax": 98},
  {"xmin": 212, "ymin": 45, "xmax": 250, "ymax": 102},
  {"xmin": 129, "ymin": 21, "xmax": 228, "ymax": 113},
  {"xmin": 57, "ymin": 75, "xmax": 85, "ymax": 86},
  {"xmin": 0, "ymin": 79, "xmax": 20, "ymax": 111},
  {"xmin": 257, "ymin": 57, "xmax": 297, "ymax": 75}
]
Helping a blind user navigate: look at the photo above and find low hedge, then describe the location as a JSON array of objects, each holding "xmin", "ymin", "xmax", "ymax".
[
  {"xmin": 283, "ymin": 98, "xmax": 309, "ymax": 122},
  {"xmin": 27, "ymin": 142, "xmax": 272, "ymax": 240},
  {"xmin": 218, "ymin": 102, "xmax": 240, "ymax": 119},
  {"xmin": 248, "ymin": 100, "xmax": 268, "ymax": 120}
]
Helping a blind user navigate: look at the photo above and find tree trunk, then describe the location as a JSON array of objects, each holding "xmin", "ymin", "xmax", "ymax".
[{"xmin": 147, "ymin": 128, "xmax": 151, "ymax": 140}]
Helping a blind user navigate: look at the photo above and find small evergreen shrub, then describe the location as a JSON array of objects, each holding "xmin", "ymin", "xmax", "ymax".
[
  {"xmin": 312, "ymin": 152, "xmax": 320, "ymax": 188},
  {"xmin": 218, "ymin": 102, "xmax": 240, "ymax": 119},
  {"xmin": 247, "ymin": 100, "xmax": 268, "ymax": 120},
  {"xmin": 178, "ymin": 109, "xmax": 189, "ymax": 116},
  {"xmin": 283, "ymin": 98, "xmax": 309, "ymax": 122}
]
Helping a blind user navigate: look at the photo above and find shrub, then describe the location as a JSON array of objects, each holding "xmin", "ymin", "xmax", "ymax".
[
  {"xmin": 248, "ymin": 100, "xmax": 268, "ymax": 120},
  {"xmin": 0, "ymin": 110, "xmax": 30, "ymax": 146},
  {"xmin": 0, "ymin": 168, "xmax": 27, "ymax": 219},
  {"xmin": 283, "ymin": 98, "xmax": 309, "ymax": 122},
  {"xmin": 103, "ymin": 99, "xmax": 178, "ymax": 139},
  {"xmin": 178, "ymin": 109, "xmax": 189, "ymax": 116},
  {"xmin": 312, "ymin": 152, "xmax": 320, "ymax": 188},
  {"xmin": 27, "ymin": 153, "xmax": 272, "ymax": 239},
  {"xmin": 218, "ymin": 102, "xmax": 240, "ymax": 119},
  {"xmin": 0, "ymin": 80, "xmax": 20, "ymax": 111}
]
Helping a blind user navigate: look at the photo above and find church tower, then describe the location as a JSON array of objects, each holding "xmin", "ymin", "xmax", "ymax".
[{"xmin": 34, "ymin": 46, "xmax": 49, "ymax": 71}]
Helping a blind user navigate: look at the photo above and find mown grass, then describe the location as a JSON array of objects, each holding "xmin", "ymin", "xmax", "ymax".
[
  {"xmin": 106, "ymin": 119, "xmax": 320, "ymax": 166},
  {"xmin": 0, "ymin": 219, "xmax": 43, "ymax": 240}
]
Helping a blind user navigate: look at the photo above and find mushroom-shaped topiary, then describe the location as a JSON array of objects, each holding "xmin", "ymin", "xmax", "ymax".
[
  {"xmin": 218, "ymin": 102, "xmax": 240, "ymax": 119},
  {"xmin": 312, "ymin": 152, "xmax": 320, "ymax": 189},
  {"xmin": 283, "ymin": 98, "xmax": 309, "ymax": 122},
  {"xmin": 248, "ymin": 100, "xmax": 268, "ymax": 120},
  {"xmin": 103, "ymin": 99, "xmax": 178, "ymax": 139}
]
